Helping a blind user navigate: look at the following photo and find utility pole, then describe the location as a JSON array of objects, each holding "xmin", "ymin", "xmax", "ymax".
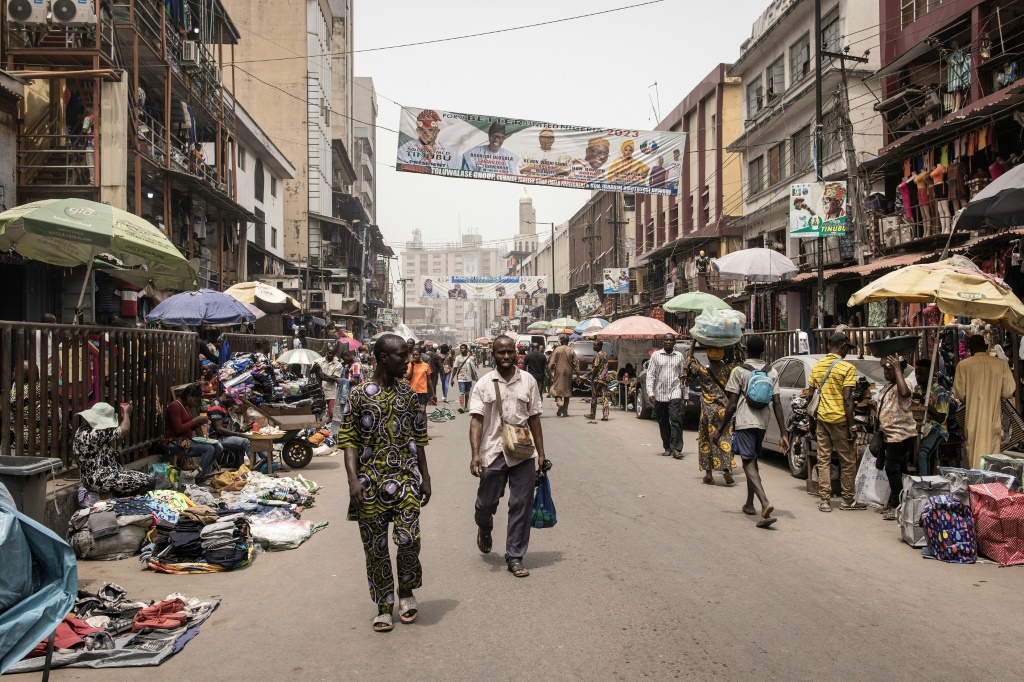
[
  {"xmin": 823, "ymin": 47, "xmax": 870, "ymax": 263},
  {"xmin": 814, "ymin": 0, "xmax": 824, "ymax": 330},
  {"xmin": 581, "ymin": 221, "xmax": 601, "ymax": 294},
  {"xmin": 609, "ymin": 194, "xmax": 630, "ymax": 318},
  {"xmin": 528, "ymin": 220, "xmax": 557, "ymax": 319},
  {"xmin": 397, "ymin": 277, "xmax": 413, "ymax": 323}
]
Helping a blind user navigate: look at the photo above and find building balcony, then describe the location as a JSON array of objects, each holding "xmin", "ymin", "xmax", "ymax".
[{"xmin": 360, "ymin": 153, "xmax": 371, "ymax": 170}]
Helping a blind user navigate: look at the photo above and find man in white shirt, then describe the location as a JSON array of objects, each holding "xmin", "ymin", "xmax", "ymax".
[
  {"xmin": 666, "ymin": 148, "xmax": 682, "ymax": 191},
  {"xmin": 420, "ymin": 278, "xmax": 444, "ymax": 299},
  {"xmin": 518, "ymin": 128, "xmax": 572, "ymax": 177},
  {"xmin": 646, "ymin": 333, "xmax": 686, "ymax": 458},
  {"xmin": 469, "ymin": 335, "xmax": 546, "ymax": 578},
  {"xmin": 462, "ymin": 122, "xmax": 520, "ymax": 174}
]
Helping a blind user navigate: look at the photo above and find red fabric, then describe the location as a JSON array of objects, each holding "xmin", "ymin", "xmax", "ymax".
[
  {"xmin": 970, "ymin": 483, "xmax": 1024, "ymax": 566},
  {"xmin": 29, "ymin": 616, "xmax": 101, "ymax": 656},
  {"xmin": 163, "ymin": 400, "xmax": 194, "ymax": 439},
  {"xmin": 115, "ymin": 282, "xmax": 142, "ymax": 317}
]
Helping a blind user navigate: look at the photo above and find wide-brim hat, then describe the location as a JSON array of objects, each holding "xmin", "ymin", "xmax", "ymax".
[{"xmin": 78, "ymin": 402, "xmax": 119, "ymax": 430}]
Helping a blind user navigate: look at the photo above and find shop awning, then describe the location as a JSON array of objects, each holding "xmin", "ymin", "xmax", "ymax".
[
  {"xmin": 782, "ymin": 252, "xmax": 935, "ymax": 285},
  {"xmin": 950, "ymin": 227, "xmax": 1024, "ymax": 254}
]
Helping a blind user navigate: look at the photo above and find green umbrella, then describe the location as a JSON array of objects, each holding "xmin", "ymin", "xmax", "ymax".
[
  {"xmin": 527, "ymin": 320, "xmax": 551, "ymax": 331},
  {"xmin": 664, "ymin": 291, "xmax": 731, "ymax": 313},
  {"xmin": 0, "ymin": 198, "xmax": 197, "ymax": 315},
  {"xmin": 549, "ymin": 317, "xmax": 579, "ymax": 328}
]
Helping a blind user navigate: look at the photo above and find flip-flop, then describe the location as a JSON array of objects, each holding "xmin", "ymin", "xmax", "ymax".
[
  {"xmin": 372, "ymin": 613, "xmax": 393, "ymax": 632},
  {"xmin": 723, "ymin": 471, "xmax": 735, "ymax": 485},
  {"xmin": 507, "ymin": 560, "xmax": 530, "ymax": 578},
  {"xmin": 399, "ymin": 596, "xmax": 418, "ymax": 624},
  {"xmin": 761, "ymin": 504, "xmax": 775, "ymax": 519},
  {"xmin": 756, "ymin": 516, "xmax": 777, "ymax": 528},
  {"xmin": 742, "ymin": 505, "xmax": 757, "ymax": 515}
]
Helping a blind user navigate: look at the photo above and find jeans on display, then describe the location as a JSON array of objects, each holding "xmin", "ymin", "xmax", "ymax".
[{"xmin": 167, "ymin": 440, "xmax": 217, "ymax": 477}]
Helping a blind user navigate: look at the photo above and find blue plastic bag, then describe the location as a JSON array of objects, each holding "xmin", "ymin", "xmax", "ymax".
[{"xmin": 532, "ymin": 475, "xmax": 557, "ymax": 529}]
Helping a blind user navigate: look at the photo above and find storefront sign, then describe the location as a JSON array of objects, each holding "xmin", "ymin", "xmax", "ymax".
[
  {"xmin": 789, "ymin": 181, "xmax": 848, "ymax": 238},
  {"xmin": 396, "ymin": 106, "xmax": 686, "ymax": 195},
  {"xmin": 603, "ymin": 268, "xmax": 630, "ymax": 294},
  {"xmin": 576, "ymin": 290, "xmax": 602, "ymax": 317},
  {"xmin": 418, "ymin": 275, "xmax": 547, "ymax": 301}
]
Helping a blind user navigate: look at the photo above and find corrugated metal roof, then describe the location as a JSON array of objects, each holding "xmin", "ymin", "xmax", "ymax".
[{"xmin": 784, "ymin": 252, "xmax": 933, "ymax": 284}]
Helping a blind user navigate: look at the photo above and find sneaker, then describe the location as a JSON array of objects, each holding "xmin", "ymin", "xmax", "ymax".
[
  {"xmin": 839, "ymin": 500, "xmax": 868, "ymax": 511},
  {"xmin": 818, "ymin": 501, "xmax": 832, "ymax": 513}
]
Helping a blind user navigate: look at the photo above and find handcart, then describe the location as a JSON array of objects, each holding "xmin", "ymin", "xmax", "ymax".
[{"xmin": 242, "ymin": 400, "xmax": 321, "ymax": 471}]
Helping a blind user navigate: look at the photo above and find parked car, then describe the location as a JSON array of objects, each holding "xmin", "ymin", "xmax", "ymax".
[
  {"xmin": 634, "ymin": 342, "xmax": 704, "ymax": 422},
  {"xmin": 570, "ymin": 340, "xmax": 617, "ymax": 394},
  {"xmin": 515, "ymin": 334, "xmax": 546, "ymax": 369},
  {"xmin": 761, "ymin": 353, "xmax": 915, "ymax": 478}
]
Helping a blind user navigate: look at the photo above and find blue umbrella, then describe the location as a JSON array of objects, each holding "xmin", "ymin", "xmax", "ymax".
[
  {"xmin": 574, "ymin": 318, "xmax": 609, "ymax": 334},
  {"xmin": 146, "ymin": 288, "xmax": 256, "ymax": 326}
]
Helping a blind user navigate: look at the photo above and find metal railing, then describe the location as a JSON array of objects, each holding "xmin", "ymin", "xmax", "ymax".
[
  {"xmin": 17, "ymin": 135, "xmax": 96, "ymax": 187},
  {"xmin": 810, "ymin": 326, "xmax": 942, "ymax": 360},
  {"xmin": 2, "ymin": 323, "xmax": 198, "ymax": 468}
]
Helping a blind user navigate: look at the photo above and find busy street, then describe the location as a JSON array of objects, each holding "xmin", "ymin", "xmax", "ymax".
[{"xmin": 19, "ymin": 396, "xmax": 1024, "ymax": 682}]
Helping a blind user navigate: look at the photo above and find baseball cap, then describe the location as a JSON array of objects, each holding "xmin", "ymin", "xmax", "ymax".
[{"xmin": 828, "ymin": 331, "xmax": 853, "ymax": 347}]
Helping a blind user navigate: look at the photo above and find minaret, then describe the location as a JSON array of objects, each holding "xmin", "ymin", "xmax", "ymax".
[{"xmin": 517, "ymin": 192, "xmax": 536, "ymax": 253}]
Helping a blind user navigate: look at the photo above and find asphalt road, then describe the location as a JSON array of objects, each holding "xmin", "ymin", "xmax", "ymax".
[{"xmin": 34, "ymin": 394, "xmax": 1024, "ymax": 681}]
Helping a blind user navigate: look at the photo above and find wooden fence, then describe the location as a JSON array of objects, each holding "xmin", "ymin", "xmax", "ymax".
[
  {"xmin": 1, "ymin": 323, "xmax": 198, "ymax": 468},
  {"xmin": 741, "ymin": 330, "xmax": 800, "ymax": 364},
  {"xmin": 810, "ymin": 326, "xmax": 942, "ymax": 361}
]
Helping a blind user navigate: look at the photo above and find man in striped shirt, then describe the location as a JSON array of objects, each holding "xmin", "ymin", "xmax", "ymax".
[
  {"xmin": 646, "ymin": 333, "xmax": 686, "ymax": 458},
  {"xmin": 807, "ymin": 332, "xmax": 865, "ymax": 512}
]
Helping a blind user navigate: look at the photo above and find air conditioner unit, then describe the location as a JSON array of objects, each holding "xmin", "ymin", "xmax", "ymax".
[
  {"xmin": 7, "ymin": 0, "xmax": 47, "ymax": 24},
  {"xmin": 181, "ymin": 41, "xmax": 200, "ymax": 68},
  {"xmin": 51, "ymin": 0, "xmax": 95, "ymax": 25}
]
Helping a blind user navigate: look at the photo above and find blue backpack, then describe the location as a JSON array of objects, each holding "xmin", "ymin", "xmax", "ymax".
[
  {"xmin": 742, "ymin": 364, "xmax": 775, "ymax": 410},
  {"xmin": 921, "ymin": 495, "xmax": 976, "ymax": 564}
]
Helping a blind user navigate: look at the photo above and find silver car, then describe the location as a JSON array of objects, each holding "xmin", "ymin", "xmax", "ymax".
[{"xmin": 761, "ymin": 353, "xmax": 915, "ymax": 478}]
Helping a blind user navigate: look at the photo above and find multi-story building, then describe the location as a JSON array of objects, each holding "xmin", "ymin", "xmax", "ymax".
[
  {"xmin": 727, "ymin": 0, "xmax": 881, "ymax": 329},
  {"xmin": 233, "ymin": 104, "xmax": 295, "ymax": 281},
  {"xmin": 5, "ymin": 0, "xmax": 253, "ymax": 321},
  {"xmin": 401, "ymin": 229, "xmax": 500, "ymax": 343},
  {"xmin": 634, "ymin": 63, "xmax": 745, "ymax": 306},
  {"xmin": 353, "ymin": 76, "xmax": 376, "ymax": 225},
  {"xmin": 519, "ymin": 222, "xmax": 569, "ymax": 303},
  {"xmin": 565, "ymin": 191, "xmax": 635, "ymax": 318}
]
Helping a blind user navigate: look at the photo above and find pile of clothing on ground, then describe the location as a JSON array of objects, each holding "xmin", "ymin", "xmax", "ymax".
[
  {"xmin": 68, "ymin": 466, "xmax": 326, "ymax": 571},
  {"xmin": 6, "ymin": 582, "xmax": 219, "ymax": 672}
]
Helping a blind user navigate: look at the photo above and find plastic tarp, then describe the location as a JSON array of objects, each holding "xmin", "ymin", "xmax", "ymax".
[{"xmin": 0, "ymin": 483, "xmax": 78, "ymax": 674}]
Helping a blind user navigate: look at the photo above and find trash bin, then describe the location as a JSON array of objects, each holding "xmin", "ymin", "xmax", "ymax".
[{"xmin": 0, "ymin": 456, "xmax": 62, "ymax": 525}]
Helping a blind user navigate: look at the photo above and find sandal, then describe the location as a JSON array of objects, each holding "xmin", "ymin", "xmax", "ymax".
[
  {"xmin": 723, "ymin": 470, "xmax": 735, "ymax": 485},
  {"xmin": 818, "ymin": 501, "xmax": 832, "ymax": 513},
  {"xmin": 372, "ymin": 613, "xmax": 393, "ymax": 632},
  {"xmin": 741, "ymin": 505, "xmax": 757, "ymax": 515},
  {"xmin": 702, "ymin": 474, "xmax": 715, "ymax": 485},
  {"xmin": 756, "ymin": 504, "xmax": 776, "ymax": 528},
  {"xmin": 477, "ymin": 528, "xmax": 492, "ymax": 554},
  {"xmin": 507, "ymin": 560, "xmax": 530, "ymax": 578},
  {"xmin": 883, "ymin": 509, "xmax": 897, "ymax": 521},
  {"xmin": 399, "ymin": 596, "xmax": 418, "ymax": 624}
]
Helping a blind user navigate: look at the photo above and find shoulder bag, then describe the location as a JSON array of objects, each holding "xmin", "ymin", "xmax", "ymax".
[
  {"xmin": 807, "ymin": 359, "xmax": 842, "ymax": 423},
  {"xmin": 493, "ymin": 376, "xmax": 535, "ymax": 463}
]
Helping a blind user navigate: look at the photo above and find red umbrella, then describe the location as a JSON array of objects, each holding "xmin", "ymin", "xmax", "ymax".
[
  {"xmin": 475, "ymin": 336, "xmax": 492, "ymax": 344},
  {"xmin": 337, "ymin": 337, "xmax": 361, "ymax": 351},
  {"xmin": 596, "ymin": 315, "xmax": 676, "ymax": 340}
]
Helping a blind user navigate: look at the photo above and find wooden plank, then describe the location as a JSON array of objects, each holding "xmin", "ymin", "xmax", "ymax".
[
  {"xmin": 13, "ymin": 328, "xmax": 25, "ymax": 456},
  {"xmin": 0, "ymin": 327, "xmax": 11, "ymax": 458},
  {"xmin": 27, "ymin": 328, "xmax": 37, "ymax": 457}
]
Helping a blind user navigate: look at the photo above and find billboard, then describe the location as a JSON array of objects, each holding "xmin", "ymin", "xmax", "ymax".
[
  {"xmin": 576, "ymin": 291, "xmax": 602, "ymax": 318},
  {"xmin": 396, "ymin": 106, "xmax": 686, "ymax": 196},
  {"xmin": 419, "ymin": 275, "xmax": 547, "ymax": 301},
  {"xmin": 603, "ymin": 268, "xmax": 630, "ymax": 294},
  {"xmin": 789, "ymin": 181, "xmax": 848, "ymax": 238}
]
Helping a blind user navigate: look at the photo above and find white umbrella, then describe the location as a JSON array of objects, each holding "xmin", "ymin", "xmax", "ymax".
[
  {"xmin": 712, "ymin": 248, "xmax": 798, "ymax": 282},
  {"xmin": 275, "ymin": 348, "xmax": 324, "ymax": 366}
]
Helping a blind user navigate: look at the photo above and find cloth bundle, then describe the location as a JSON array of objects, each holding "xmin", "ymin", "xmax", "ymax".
[
  {"xmin": 199, "ymin": 513, "xmax": 251, "ymax": 568},
  {"xmin": 67, "ymin": 508, "xmax": 154, "ymax": 561},
  {"xmin": 249, "ymin": 518, "xmax": 328, "ymax": 551},
  {"xmin": 689, "ymin": 307, "xmax": 746, "ymax": 348}
]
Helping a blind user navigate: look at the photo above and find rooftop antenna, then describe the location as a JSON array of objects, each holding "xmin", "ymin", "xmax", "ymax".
[{"xmin": 648, "ymin": 81, "xmax": 661, "ymax": 122}]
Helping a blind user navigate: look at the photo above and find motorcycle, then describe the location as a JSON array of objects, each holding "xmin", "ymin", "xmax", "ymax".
[{"xmin": 786, "ymin": 376, "xmax": 875, "ymax": 480}]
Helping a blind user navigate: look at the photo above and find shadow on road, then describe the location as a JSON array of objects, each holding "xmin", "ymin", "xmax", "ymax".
[{"xmin": 414, "ymin": 598, "xmax": 459, "ymax": 625}]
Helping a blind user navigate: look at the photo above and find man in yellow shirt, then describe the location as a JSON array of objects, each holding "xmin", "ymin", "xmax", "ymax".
[{"xmin": 807, "ymin": 332, "xmax": 864, "ymax": 512}]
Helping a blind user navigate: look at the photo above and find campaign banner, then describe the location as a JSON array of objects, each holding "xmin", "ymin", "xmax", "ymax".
[
  {"xmin": 377, "ymin": 308, "xmax": 397, "ymax": 327},
  {"xmin": 789, "ymin": 181, "xmax": 848, "ymax": 238},
  {"xmin": 576, "ymin": 291, "xmax": 602, "ymax": 318},
  {"xmin": 396, "ymin": 106, "xmax": 686, "ymax": 196},
  {"xmin": 603, "ymin": 268, "xmax": 630, "ymax": 294},
  {"xmin": 419, "ymin": 275, "xmax": 547, "ymax": 301}
]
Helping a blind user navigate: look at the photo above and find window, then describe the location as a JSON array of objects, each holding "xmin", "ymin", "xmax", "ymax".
[
  {"xmin": 790, "ymin": 35, "xmax": 810, "ymax": 82},
  {"xmin": 768, "ymin": 144, "xmax": 785, "ymax": 186},
  {"xmin": 748, "ymin": 156, "xmax": 765, "ymax": 194},
  {"xmin": 792, "ymin": 125, "xmax": 812, "ymax": 174},
  {"xmin": 270, "ymin": 176, "xmax": 277, "ymax": 198},
  {"xmin": 254, "ymin": 158, "xmax": 265, "ymax": 202},
  {"xmin": 432, "ymin": 268, "xmax": 441, "ymax": 274},
  {"xmin": 778, "ymin": 360, "xmax": 807, "ymax": 389},
  {"xmin": 767, "ymin": 56, "xmax": 785, "ymax": 102},
  {"xmin": 747, "ymin": 76, "xmax": 764, "ymax": 117},
  {"xmin": 822, "ymin": 12, "xmax": 840, "ymax": 54},
  {"xmin": 238, "ymin": 146, "xmax": 246, "ymax": 171},
  {"xmin": 253, "ymin": 208, "xmax": 265, "ymax": 249},
  {"xmin": 271, "ymin": 227, "xmax": 278, "ymax": 248}
]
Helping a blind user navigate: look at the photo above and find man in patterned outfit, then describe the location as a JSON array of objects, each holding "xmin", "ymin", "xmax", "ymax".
[
  {"xmin": 340, "ymin": 333, "xmax": 432, "ymax": 633},
  {"xmin": 587, "ymin": 340, "xmax": 610, "ymax": 421}
]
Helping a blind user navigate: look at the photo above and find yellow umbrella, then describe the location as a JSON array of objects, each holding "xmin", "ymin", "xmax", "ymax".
[
  {"xmin": 223, "ymin": 281, "xmax": 301, "ymax": 314},
  {"xmin": 847, "ymin": 256, "xmax": 1024, "ymax": 334}
]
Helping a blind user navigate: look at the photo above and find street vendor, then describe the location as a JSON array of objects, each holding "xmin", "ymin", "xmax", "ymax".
[
  {"xmin": 206, "ymin": 391, "xmax": 251, "ymax": 469},
  {"xmin": 163, "ymin": 384, "xmax": 218, "ymax": 479},
  {"xmin": 75, "ymin": 402, "xmax": 156, "ymax": 496}
]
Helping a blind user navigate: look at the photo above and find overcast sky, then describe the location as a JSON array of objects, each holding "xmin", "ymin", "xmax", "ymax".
[{"xmin": 354, "ymin": 0, "xmax": 770, "ymax": 263}]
